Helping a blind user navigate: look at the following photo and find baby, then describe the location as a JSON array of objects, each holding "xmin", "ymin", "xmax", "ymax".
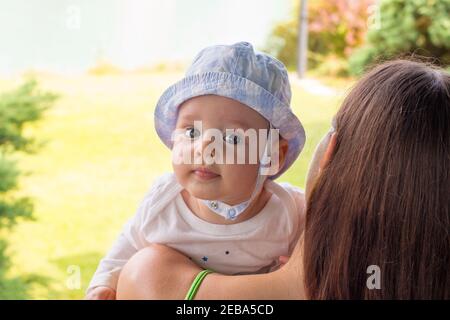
[{"xmin": 86, "ymin": 42, "xmax": 306, "ymax": 299}]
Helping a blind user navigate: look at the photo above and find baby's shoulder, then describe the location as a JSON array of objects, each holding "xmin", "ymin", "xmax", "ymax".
[
  {"xmin": 144, "ymin": 173, "xmax": 180, "ymax": 197},
  {"xmin": 137, "ymin": 173, "xmax": 182, "ymax": 220},
  {"xmin": 277, "ymin": 181, "xmax": 305, "ymax": 196},
  {"xmin": 269, "ymin": 181, "xmax": 306, "ymax": 223},
  {"xmin": 279, "ymin": 182, "xmax": 306, "ymax": 212}
]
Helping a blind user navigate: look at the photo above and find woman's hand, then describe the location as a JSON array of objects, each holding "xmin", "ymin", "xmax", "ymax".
[{"xmin": 85, "ymin": 286, "xmax": 116, "ymax": 300}]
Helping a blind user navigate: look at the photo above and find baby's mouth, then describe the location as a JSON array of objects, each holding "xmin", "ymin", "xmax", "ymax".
[{"xmin": 192, "ymin": 167, "xmax": 220, "ymax": 180}]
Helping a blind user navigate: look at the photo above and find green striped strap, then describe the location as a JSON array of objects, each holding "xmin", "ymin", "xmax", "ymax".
[{"xmin": 184, "ymin": 269, "xmax": 214, "ymax": 300}]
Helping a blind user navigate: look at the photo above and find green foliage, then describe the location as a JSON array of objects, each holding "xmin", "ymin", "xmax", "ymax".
[
  {"xmin": 265, "ymin": 19, "xmax": 298, "ymax": 70},
  {"xmin": 0, "ymin": 239, "xmax": 29, "ymax": 299},
  {"xmin": 0, "ymin": 80, "xmax": 56, "ymax": 298},
  {"xmin": 349, "ymin": 0, "xmax": 450, "ymax": 75},
  {"xmin": 0, "ymin": 80, "xmax": 57, "ymax": 153},
  {"xmin": 265, "ymin": 0, "xmax": 374, "ymax": 75}
]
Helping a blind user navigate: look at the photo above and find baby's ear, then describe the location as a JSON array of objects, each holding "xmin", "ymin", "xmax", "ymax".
[{"xmin": 277, "ymin": 138, "xmax": 289, "ymax": 171}]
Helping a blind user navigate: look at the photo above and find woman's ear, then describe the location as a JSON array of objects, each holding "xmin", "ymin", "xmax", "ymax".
[{"xmin": 319, "ymin": 132, "xmax": 337, "ymax": 170}]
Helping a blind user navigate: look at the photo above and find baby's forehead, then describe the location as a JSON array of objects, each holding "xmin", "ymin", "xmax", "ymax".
[{"xmin": 177, "ymin": 96, "xmax": 269, "ymax": 129}]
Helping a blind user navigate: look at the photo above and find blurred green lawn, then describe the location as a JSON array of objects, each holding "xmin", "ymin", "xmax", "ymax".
[{"xmin": 1, "ymin": 72, "xmax": 350, "ymax": 299}]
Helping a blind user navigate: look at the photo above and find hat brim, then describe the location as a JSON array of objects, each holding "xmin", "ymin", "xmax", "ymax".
[{"xmin": 154, "ymin": 71, "xmax": 305, "ymax": 180}]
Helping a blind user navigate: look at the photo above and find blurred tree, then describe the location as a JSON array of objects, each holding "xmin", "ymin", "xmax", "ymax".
[
  {"xmin": 265, "ymin": 0, "xmax": 374, "ymax": 76},
  {"xmin": 0, "ymin": 80, "xmax": 57, "ymax": 299},
  {"xmin": 349, "ymin": 0, "xmax": 450, "ymax": 75},
  {"xmin": 297, "ymin": 0, "xmax": 309, "ymax": 78}
]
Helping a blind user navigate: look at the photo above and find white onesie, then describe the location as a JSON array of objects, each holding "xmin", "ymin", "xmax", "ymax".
[{"xmin": 87, "ymin": 173, "xmax": 305, "ymax": 292}]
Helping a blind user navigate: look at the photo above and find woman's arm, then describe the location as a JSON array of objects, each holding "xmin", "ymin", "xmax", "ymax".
[
  {"xmin": 116, "ymin": 243, "xmax": 305, "ymax": 300},
  {"xmin": 195, "ymin": 271, "xmax": 293, "ymax": 300}
]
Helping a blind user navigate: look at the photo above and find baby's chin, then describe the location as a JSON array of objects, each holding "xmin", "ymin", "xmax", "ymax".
[{"xmin": 183, "ymin": 178, "xmax": 223, "ymax": 200}]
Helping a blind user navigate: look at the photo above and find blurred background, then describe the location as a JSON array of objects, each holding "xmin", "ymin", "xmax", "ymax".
[{"xmin": 0, "ymin": 0, "xmax": 448, "ymax": 299}]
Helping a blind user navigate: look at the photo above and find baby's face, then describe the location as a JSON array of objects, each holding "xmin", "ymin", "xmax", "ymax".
[{"xmin": 172, "ymin": 95, "xmax": 270, "ymax": 205}]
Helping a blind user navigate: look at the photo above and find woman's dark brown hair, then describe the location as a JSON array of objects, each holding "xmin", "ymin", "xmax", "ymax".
[{"xmin": 303, "ymin": 60, "xmax": 449, "ymax": 299}]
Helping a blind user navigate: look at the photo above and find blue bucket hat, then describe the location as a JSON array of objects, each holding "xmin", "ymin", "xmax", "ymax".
[{"xmin": 154, "ymin": 41, "xmax": 305, "ymax": 180}]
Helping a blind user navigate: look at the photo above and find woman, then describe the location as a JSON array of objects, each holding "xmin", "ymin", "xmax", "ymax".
[{"xmin": 115, "ymin": 59, "xmax": 450, "ymax": 299}]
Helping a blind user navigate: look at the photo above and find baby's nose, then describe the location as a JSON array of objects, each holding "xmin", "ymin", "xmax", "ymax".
[{"xmin": 194, "ymin": 137, "xmax": 216, "ymax": 158}]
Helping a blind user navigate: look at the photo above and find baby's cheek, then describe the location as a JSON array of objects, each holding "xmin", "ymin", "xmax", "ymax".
[
  {"xmin": 172, "ymin": 162, "xmax": 191, "ymax": 186},
  {"xmin": 172, "ymin": 141, "xmax": 192, "ymax": 165}
]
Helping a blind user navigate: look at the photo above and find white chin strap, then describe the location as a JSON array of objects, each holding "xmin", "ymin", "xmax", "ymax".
[
  {"xmin": 201, "ymin": 127, "xmax": 277, "ymax": 220},
  {"xmin": 201, "ymin": 170, "xmax": 266, "ymax": 220}
]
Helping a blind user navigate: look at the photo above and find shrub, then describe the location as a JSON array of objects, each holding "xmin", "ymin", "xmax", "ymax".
[
  {"xmin": 349, "ymin": 0, "xmax": 450, "ymax": 75},
  {"xmin": 0, "ymin": 80, "xmax": 57, "ymax": 298},
  {"xmin": 265, "ymin": 0, "xmax": 375, "ymax": 75}
]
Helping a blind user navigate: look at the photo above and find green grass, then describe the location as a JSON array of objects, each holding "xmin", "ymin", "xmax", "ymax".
[{"xmin": 0, "ymin": 72, "xmax": 351, "ymax": 299}]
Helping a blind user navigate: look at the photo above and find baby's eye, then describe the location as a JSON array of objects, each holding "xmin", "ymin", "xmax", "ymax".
[
  {"xmin": 224, "ymin": 133, "xmax": 241, "ymax": 145},
  {"xmin": 185, "ymin": 127, "xmax": 201, "ymax": 139}
]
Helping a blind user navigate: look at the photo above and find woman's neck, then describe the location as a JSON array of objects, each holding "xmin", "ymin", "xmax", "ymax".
[
  {"xmin": 181, "ymin": 187, "xmax": 272, "ymax": 225},
  {"xmin": 271, "ymin": 237, "xmax": 306, "ymax": 299}
]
